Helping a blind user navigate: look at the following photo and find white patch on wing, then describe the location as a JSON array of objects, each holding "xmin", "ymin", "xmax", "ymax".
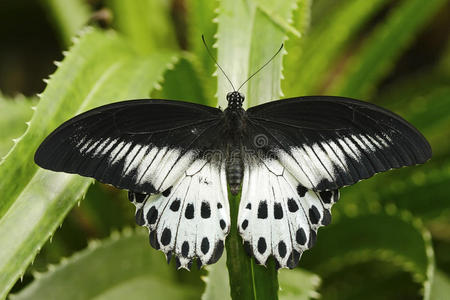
[
  {"xmin": 123, "ymin": 143, "xmax": 143, "ymax": 174},
  {"xmin": 132, "ymin": 160, "xmax": 230, "ymax": 270},
  {"xmin": 107, "ymin": 141, "xmax": 125, "ymax": 163},
  {"xmin": 137, "ymin": 146, "xmax": 169, "ymax": 183},
  {"xmin": 136, "ymin": 146, "xmax": 159, "ymax": 180},
  {"xmin": 75, "ymin": 136, "xmax": 86, "ymax": 149},
  {"xmin": 342, "ymin": 136, "xmax": 361, "ymax": 159},
  {"xmin": 117, "ymin": 144, "xmax": 198, "ymax": 192},
  {"xmin": 276, "ymin": 132, "xmax": 395, "ymax": 189},
  {"xmin": 239, "ymin": 158, "xmax": 339, "ymax": 269},
  {"xmin": 158, "ymin": 151, "xmax": 196, "ymax": 191},
  {"xmin": 79, "ymin": 138, "xmax": 93, "ymax": 153},
  {"xmin": 92, "ymin": 137, "xmax": 112, "ymax": 157}
]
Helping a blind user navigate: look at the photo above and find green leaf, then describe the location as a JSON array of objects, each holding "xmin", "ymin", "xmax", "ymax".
[
  {"xmin": 283, "ymin": 0, "xmax": 388, "ymax": 96},
  {"xmin": 329, "ymin": 0, "xmax": 448, "ymax": 98},
  {"xmin": 216, "ymin": 1, "xmax": 298, "ymax": 298},
  {"xmin": 278, "ymin": 269, "xmax": 321, "ymax": 300},
  {"xmin": 301, "ymin": 207, "xmax": 435, "ymax": 299},
  {"xmin": 202, "ymin": 253, "xmax": 232, "ymax": 300},
  {"xmin": 343, "ymin": 159, "xmax": 450, "ymax": 222},
  {"xmin": 0, "ymin": 28, "xmax": 176, "ymax": 298},
  {"xmin": 430, "ymin": 270, "xmax": 450, "ymax": 300},
  {"xmin": 107, "ymin": 0, "xmax": 178, "ymax": 54},
  {"xmin": 216, "ymin": 0, "xmax": 297, "ymax": 108},
  {"xmin": 40, "ymin": 0, "xmax": 91, "ymax": 47},
  {"xmin": 185, "ymin": 0, "xmax": 218, "ymax": 102},
  {"xmin": 385, "ymin": 87, "xmax": 450, "ymax": 158},
  {"xmin": 318, "ymin": 260, "xmax": 423, "ymax": 300},
  {"xmin": 202, "ymin": 251, "xmax": 321, "ymax": 300},
  {"xmin": 281, "ymin": 0, "xmax": 312, "ymax": 96},
  {"xmin": 12, "ymin": 229, "xmax": 200, "ymax": 299},
  {"xmin": 0, "ymin": 95, "xmax": 35, "ymax": 158},
  {"xmin": 154, "ymin": 55, "xmax": 212, "ymax": 106}
]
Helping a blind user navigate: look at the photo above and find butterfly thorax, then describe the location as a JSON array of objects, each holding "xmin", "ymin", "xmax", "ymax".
[
  {"xmin": 223, "ymin": 92, "xmax": 246, "ymax": 195},
  {"xmin": 226, "ymin": 91, "xmax": 244, "ymax": 110}
]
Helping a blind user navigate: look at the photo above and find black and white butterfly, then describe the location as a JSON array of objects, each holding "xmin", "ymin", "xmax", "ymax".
[{"xmin": 34, "ymin": 89, "xmax": 431, "ymax": 270}]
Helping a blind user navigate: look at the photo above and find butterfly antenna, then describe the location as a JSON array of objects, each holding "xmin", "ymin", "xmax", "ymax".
[
  {"xmin": 202, "ymin": 35, "xmax": 236, "ymax": 91},
  {"xmin": 237, "ymin": 43, "xmax": 284, "ymax": 92}
]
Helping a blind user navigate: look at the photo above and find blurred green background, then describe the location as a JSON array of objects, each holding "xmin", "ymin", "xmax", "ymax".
[{"xmin": 0, "ymin": 0, "xmax": 449, "ymax": 299}]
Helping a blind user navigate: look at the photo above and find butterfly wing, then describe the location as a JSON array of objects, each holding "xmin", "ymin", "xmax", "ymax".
[
  {"xmin": 129, "ymin": 159, "xmax": 230, "ymax": 270},
  {"xmin": 36, "ymin": 99, "xmax": 231, "ymax": 268},
  {"xmin": 239, "ymin": 96, "xmax": 431, "ymax": 268},
  {"xmin": 35, "ymin": 99, "xmax": 224, "ymax": 194},
  {"xmin": 238, "ymin": 159, "xmax": 339, "ymax": 268},
  {"xmin": 246, "ymin": 96, "xmax": 432, "ymax": 191}
]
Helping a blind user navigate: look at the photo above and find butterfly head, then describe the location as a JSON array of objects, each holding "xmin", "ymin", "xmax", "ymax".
[{"xmin": 227, "ymin": 91, "xmax": 245, "ymax": 110}]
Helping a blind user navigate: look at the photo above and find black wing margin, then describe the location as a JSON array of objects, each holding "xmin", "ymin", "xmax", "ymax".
[
  {"xmin": 35, "ymin": 99, "xmax": 224, "ymax": 194},
  {"xmin": 246, "ymin": 96, "xmax": 432, "ymax": 191}
]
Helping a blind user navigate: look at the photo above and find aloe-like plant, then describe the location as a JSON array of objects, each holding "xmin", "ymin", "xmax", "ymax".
[{"xmin": 1, "ymin": 0, "xmax": 449, "ymax": 299}]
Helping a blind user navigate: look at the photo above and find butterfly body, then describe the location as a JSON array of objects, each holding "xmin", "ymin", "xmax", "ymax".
[
  {"xmin": 223, "ymin": 91, "xmax": 247, "ymax": 194},
  {"xmin": 35, "ymin": 94, "xmax": 431, "ymax": 270}
]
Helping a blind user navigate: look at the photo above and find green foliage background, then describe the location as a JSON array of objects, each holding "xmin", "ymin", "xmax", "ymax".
[{"xmin": 0, "ymin": 0, "xmax": 449, "ymax": 299}]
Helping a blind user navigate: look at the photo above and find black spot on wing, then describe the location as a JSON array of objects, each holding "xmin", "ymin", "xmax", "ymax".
[
  {"xmin": 287, "ymin": 198, "xmax": 299, "ymax": 212},
  {"xmin": 319, "ymin": 191, "xmax": 332, "ymax": 204},
  {"xmin": 241, "ymin": 219, "xmax": 249, "ymax": 230},
  {"xmin": 162, "ymin": 186, "xmax": 172, "ymax": 197},
  {"xmin": 257, "ymin": 201, "xmax": 268, "ymax": 219},
  {"xmin": 297, "ymin": 185, "xmax": 307, "ymax": 197},
  {"xmin": 220, "ymin": 219, "xmax": 226, "ymax": 230},
  {"xmin": 170, "ymin": 199, "xmax": 181, "ymax": 212},
  {"xmin": 309, "ymin": 205, "xmax": 320, "ymax": 224},
  {"xmin": 201, "ymin": 201, "xmax": 211, "ymax": 218},
  {"xmin": 278, "ymin": 241, "xmax": 287, "ymax": 258},
  {"xmin": 296, "ymin": 228, "xmax": 307, "ymax": 245},
  {"xmin": 147, "ymin": 206, "xmax": 158, "ymax": 225},
  {"xmin": 129, "ymin": 191, "xmax": 147, "ymax": 203},
  {"xmin": 181, "ymin": 241, "xmax": 190, "ymax": 257},
  {"xmin": 161, "ymin": 228, "xmax": 172, "ymax": 246},
  {"xmin": 201, "ymin": 237, "xmax": 210, "ymax": 254},
  {"xmin": 257, "ymin": 237, "xmax": 267, "ymax": 254},
  {"xmin": 185, "ymin": 203, "xmax": 194, "ymax": 219},
  {"xmin": 274, "ymin": 203, "xmax": 283, "ymax": 219}
]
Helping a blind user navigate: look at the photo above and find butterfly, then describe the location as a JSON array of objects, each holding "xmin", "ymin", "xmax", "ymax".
[{"xmin": 34, "ymin": 89, "xmax": 431, "ymax": 270}]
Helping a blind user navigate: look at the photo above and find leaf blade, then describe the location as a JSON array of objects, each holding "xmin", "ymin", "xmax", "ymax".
[
  {"xmin": 0, "ymin": 28, "xmax": 176, "ymax": 298},
  {"xmin": 329, "ymin": 0, "xmax": 448, "ymax": 98}
]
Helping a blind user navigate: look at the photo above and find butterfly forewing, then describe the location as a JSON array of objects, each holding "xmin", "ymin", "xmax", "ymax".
[
  {"xmin": 35, "ymin": 99, "xmax": 224, "ymax": 194},
  {"xmin": 246, "ymin": 96, "xmax": 432, "ymax": 191}
]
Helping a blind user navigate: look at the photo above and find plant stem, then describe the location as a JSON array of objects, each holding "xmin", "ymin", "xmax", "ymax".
[{"xmin": 226, "ymin": 190, "xmax": 279, "ymax": 300}]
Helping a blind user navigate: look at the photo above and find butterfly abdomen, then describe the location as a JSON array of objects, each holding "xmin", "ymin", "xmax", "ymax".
[{"xmin": 226, "ymin": 147, "xmax": 244, "ymax": 195}]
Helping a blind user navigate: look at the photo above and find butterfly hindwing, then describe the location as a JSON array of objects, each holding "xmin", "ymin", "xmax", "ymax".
[
  {"xmin": 129, "ymin": 159, "xmax": 230, "ymax": 269},
  {"xmin": 238, "ymin": 157, "xmax": 339, "ymax": 269},
  {"xmin": 246, "ymin": 96, "xmax": 432, "ymax": 191},
  {"xmin": 35, "ymin": 99, "xmax": 223, "ymax": 194}
]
